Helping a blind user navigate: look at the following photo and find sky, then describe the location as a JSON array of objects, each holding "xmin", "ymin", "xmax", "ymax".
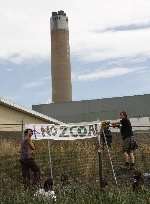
[{"xmin": 0, "ymin": 0, "xmax": 150, "ymax": 107}]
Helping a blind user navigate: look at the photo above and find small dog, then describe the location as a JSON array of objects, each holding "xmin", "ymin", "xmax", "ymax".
[{"xmin": 132, "ymin": 170, "xmax": 144, "ymax": 192}]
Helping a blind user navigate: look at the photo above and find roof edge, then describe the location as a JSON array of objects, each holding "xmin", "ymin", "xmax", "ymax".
[{"xmin": 0, "ymin": 97, "xmax": 65, "ymax": 125}]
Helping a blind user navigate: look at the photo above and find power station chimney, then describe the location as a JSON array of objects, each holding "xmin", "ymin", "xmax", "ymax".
[{"xmin": 50, "ymin": 11, "xmax": 72, "ymax": 103}]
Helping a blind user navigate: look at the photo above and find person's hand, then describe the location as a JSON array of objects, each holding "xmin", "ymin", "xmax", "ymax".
[
  {"xmin": 28, "ymin": 140, "xmax": 35, "ymax": 150},
  {"xmin": 111, "ymin": 122, "xmax": 120, "ymax": 128}
]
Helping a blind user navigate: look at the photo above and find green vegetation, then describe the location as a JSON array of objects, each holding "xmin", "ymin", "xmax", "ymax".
[
  {"xmin": 1, "ymin": 184, "xmax": 150, "ymax": 204},
  {"xmin": 0, "ymin": 135, "xmax": 150, "ymax": 204}
]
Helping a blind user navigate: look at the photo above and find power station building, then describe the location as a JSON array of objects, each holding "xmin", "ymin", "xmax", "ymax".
[
  {"xmin": 50, "ymin": 10, "xmax": 72, "ymax": 103},
  {"xmin": 32, "ymin": 11, "xmax": 150, "ymax": 123},
  {"xmin": 1, "ymin": 11, "xmax": 149, "ymax": 131},
  {"xmin": 33, "ymin": 94, "xmax": 150, "ymax": 123}
]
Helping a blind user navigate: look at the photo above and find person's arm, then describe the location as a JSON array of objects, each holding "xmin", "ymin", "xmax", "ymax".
[
  {"xmin": 27, "ymin": 139, "xmax": 35, "ymax": 150},
  {"xmin": 111, "ymin": 122, "xmax": 120, "ymax": 128}
]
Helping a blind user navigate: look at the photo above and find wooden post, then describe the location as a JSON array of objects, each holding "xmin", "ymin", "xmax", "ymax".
[
  {"xmin": 98, "ymin": 148, "xmax": 103, "ymax": 190},
  {"xmin": 97, "ymin": 128, "xmax": 103, "ymax": 191},
  {"xmin": 21, "ymin": 120, "xmax": 24, "ymax": 139},
  {"xmin": 48, "ymin": 140, "xmax": 53, "ymax": 180}
]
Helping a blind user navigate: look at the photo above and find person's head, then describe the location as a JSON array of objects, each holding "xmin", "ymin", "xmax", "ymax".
[
  {"xmin": 44, "ymin": 177, "xmax": 53, "ymax": 192},
  {"xmin": 24, "ymin": 128, "xmax": 33, "ymax": 138},
  {"xmin": 120, "ymin": 111, "xmax": 127, "ymax": 119},
  {"xmin": 101, "ymin": 121, "xmax": 110, "ymax": 129}
]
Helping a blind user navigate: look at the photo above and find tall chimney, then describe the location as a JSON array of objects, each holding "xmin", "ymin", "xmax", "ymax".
[{"xmin": 50, "ymin": 11, "xmax": 72, "ymax": 103}]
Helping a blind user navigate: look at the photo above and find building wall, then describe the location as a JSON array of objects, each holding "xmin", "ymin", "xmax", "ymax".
[
  {"xmin": 0, "ymin": 104, "xmax": 49, "ymax": 131},
  {"xmin": 33, "ymin": 94, "xmax": 150, "ymax": 123}
]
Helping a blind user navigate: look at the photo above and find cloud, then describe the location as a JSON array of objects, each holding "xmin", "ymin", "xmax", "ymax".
[
  {"xmin": 45, "ymin": 97, "xmax": 52, "ymax": 104},
  {"xmin": 71, "ymin": 29, "xmax": 150, "ymax": 63},
  {"xmin": 6, "ymin": 68, "xmax": 13, "ymax": 72},
  {"xmin": 8, "ymin": 54, "xmax": 25, "ymax": 64},
  {"xmin": 95, "ymin": 21, "xmax": 150, "ymax": 33},
  {"xmin": 73, "ymin": 67, "xmax": 144, "ymax": 81},
  {"xmin": 1, "ymin": 0, "xmax": 150, "ymax": 106},
  {"xmin": 23, "ymin": 81, "xmax": 44, "ymax": 89},
  {"xmin": 1, "ymin": 0, "xmax": 150, "ymax": 62},
  {"xmin": 23, "ymin": 75, "xmax": 50, "ymax": 89}
]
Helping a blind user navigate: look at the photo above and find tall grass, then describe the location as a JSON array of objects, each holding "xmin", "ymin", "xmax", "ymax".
[
  {"xmin": 0, "ymin": 184, "xmax": 150, "ymax": 204},
  {"xmin": 0, "ymin": 135, "xmax": 150, "ymax": 204},
  {"xmin": 0, "ymin": 139, "xmax": 18, "ymax": 157}
]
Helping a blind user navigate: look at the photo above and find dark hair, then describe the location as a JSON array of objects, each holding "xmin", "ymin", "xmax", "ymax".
[
  {"xmin": 44, "ymin": 177, "xmax": 53, "ymax": 192},
  {"xmin": 24, "ymin": 128, "xmax": 33, "ymax": 135},
  {"xmin": 120, "ymin": 111, "xmax": 127, "ymax": 118}
]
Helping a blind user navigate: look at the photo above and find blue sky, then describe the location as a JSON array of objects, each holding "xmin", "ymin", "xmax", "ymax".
[{"xmin": 0, "ymin": 0, "xmax": 150, "ymax": 107}]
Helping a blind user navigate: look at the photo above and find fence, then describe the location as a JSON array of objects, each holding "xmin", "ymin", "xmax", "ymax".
[{"xmin": 0, "ymin": 123, "xmax": 150, "ymax": 194}]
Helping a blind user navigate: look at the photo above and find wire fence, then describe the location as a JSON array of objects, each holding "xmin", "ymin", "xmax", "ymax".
[{"xmin": 0, "ymin": 123, "xmax": 150, "ymax": 194}]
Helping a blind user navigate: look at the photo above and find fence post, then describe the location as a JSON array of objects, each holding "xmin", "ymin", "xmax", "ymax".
[
  {"xmin": 97, "ymin": 129, "xmax": 104, "ymax": 191},
  {"xmin": 48, "ymin": 140, "xmax": 53, "ymax": 180},
  {"xmin": 21, "ymin": 120, "xmax": 24, "ymax": 139},
  {"xmin": 98, "ymin": 148, "xmax": 103, "ymax": 191}
]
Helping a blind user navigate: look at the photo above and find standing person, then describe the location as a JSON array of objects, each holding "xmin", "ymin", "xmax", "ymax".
[
  {"xmin": 100, "ymin": 121, "xmax": 112, "ymax": 149},
  {"xmin": 119, "ymin": 111, "xmax": 137, "ymax": 169},
  {"xmin": 20, "ymin": 128, "xmax": 40, "ymax": 188}
]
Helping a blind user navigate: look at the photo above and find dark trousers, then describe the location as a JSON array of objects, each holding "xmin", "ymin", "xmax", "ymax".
[{"xmin": 20, "ymin": 158, "xmax": 40, "ymax": 187}]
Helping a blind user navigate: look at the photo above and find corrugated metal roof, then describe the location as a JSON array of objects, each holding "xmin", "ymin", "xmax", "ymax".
[{"xmin": 0, "ymin": 97, "xmax": 65, "ymax": 125}]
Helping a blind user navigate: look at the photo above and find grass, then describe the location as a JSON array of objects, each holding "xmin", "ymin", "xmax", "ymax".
[
  {"xmin": 0, "ymin": 139, "xmax": 19, "ymax": 157},
  {"xmin": 0, "ymin": 184, "xmax": 150, "ymax": 204},
  {"xmin": 0, "ymin": 134, "xmax": 150, "ymax": 203}
]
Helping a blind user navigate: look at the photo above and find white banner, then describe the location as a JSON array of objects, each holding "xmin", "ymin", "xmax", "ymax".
[{"xmin": 25, "ymin": 122, "xmax": 100, "ymax": 140}]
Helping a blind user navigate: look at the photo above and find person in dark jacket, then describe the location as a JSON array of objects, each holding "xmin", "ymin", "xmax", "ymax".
[
  {"xmin": 20, "ymin": 128, "xmax": 40, "ymax": 187},
  {"xmin": 119, "ymin": 111, "xmax": 137, "ymax": 168},
  {"xmin": 100, "ymin": 121, "xmax": 112, "ymax": 149}
]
